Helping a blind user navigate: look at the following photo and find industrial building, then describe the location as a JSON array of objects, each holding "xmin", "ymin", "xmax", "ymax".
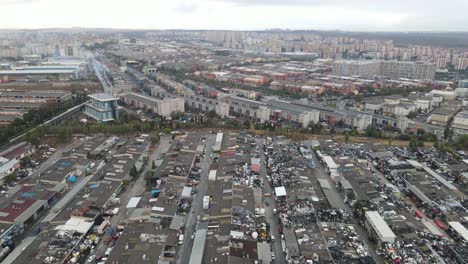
[
  {"xmin": 429, "ymin": 107, "xmax": 456, "ymax": 126},
  {"xmin": 0, "ymin": 90, "xmax": 71, "ymax": 103},
  {"xmin": 0, "ymin": 66, "xmax": 81, "ymax": 81},
  {"xmin": 452, "ymin": 110, "xmax": 468, "ymax": 134},
  {"xmin": 364, "ymin": 211, "xmax": 396, "ymax": 244}
]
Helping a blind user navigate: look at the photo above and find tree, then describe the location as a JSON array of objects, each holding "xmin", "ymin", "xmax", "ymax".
[
  {"xmin": 453, "ymin": 134, "xmax": 468, "ymax": 150},
  {"xmin": 355, "ymin": 94, "xmax": 364, "ymax": 102},
  {"xmin": 207, "ymin": 110, "xmax": 217, "ymax": 119},
  {"xmin": 407, "ymin": 111, "xmax": 418, "ymax": 119},
  {"xmin": 417, "ymin": 128, "xmax": 425, "ymax": 137},
  {"xmin": 144, "ymin": 171, "xmax": 154, "ymax": 182},
  {"xmin": 152, "ymin": 160, "xmax": 156, "ymax": 169},
  {"xmin": 344, "ymin": 132, "xmax": 350, "ymax": 143},
  {"xmin": 409, "ymin": 137, "xmax": 418, "ymax": 152},
  {"xmin": 388, "ymin": 137, "xmax": 393, "ymax": 146},
  {"xmin": 57, "ymin": 127, "xmax": 71, "ymax": 143},
  {"xmin": 433, "ymin": 139, "xmax": 440, "ymax": 149},
  {"xmin": 4, "ymin": 172, "xmax": 17, "ymax": 185},
  {"xmin": 130, "ymin": 165, "xmax": 138, "ymax": 179},
  {"xmin": 444, "ymin": 126, "xmax": 453, "ymax": 142}
]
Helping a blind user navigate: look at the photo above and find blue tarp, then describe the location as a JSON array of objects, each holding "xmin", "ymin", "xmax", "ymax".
[
  {"xmin": 151, "ymin": 189, "xmax": 161, "ymax": 198},
  {"xmin": 67, "ymin": 175, "xmax": 77, "ymax": 183},
  {"xmin": 89, "ymin": 184, "xmax": 98, "ymax": 189},
  {"xmin": 21, "ymin": 192, "xmax": 35, "ymax": 198}
]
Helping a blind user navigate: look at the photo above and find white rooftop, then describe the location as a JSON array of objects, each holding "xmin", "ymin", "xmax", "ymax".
[
  {"xmin": 89, "ymin": 93, "xmax": 117, "ymax": 101},
  {"xmin": 126, "ymin": 196, "xmax": 142, "ymax": 208},
  {"xmin": 55, "ymin": 217, "xmax": 93, "ymax": 234},
  {"xmin": 365, "ymin": 211, "xmax": 396, "ymax": 243},
  {"xmin": 275, "ymin": 186, "xmax": 287, "ymax": 197},
  {"xmin": 448, "ymin": 222, "xmax": 468, "ymax": 242}
]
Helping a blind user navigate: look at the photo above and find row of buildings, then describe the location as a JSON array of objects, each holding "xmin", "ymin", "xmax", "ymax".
[
  {"xmin": 332, "ymin": 60, "xmax": 436, "ymax": 80},
  {"xmin": 0, "ymin": 90, "xmax": 72, "ymax": 125}
]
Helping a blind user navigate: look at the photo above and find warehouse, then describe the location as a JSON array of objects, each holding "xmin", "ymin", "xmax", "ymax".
[
  {"xmin": 364, "ymin": 211, "xmax": 396, "ymax": 244},
  {"xmin": 448, "ymin": 222, "xmax": 468, "ymax": 243}
]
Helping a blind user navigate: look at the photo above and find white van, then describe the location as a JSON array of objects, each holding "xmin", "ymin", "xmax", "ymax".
[{"xmin": 178, "ymin": 234, "xmax": 184, "ymax": 245}]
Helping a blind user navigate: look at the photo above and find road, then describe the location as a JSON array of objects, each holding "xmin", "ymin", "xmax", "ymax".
[
  {"xmin": 176, "ymin": 134, "xmax": 216, "ymax": 264},
  {"xmin": 257, "ymin": 138, "xmax": 286, "ymax": 264},
  {"xmin": 23, "ymin": 137, "xmax": 83, "ymax": 183},
  {"xmin": 86, "ymin": 51, "xmax": 114, "ymax": 94}
]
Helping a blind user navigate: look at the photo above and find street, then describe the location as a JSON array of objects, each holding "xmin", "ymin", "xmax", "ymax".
[
  {"xmin": 257, "ymin": 138, "xmax": 286, "ymax": 264},
  {"xmin": 176, "ymin": 133, "xmax": 216, "ymax": 264}
]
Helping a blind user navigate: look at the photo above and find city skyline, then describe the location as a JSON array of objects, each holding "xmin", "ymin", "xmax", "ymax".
[{"xmin": 1, "ymin": 0, "xmax": 468, "ymax": 31}]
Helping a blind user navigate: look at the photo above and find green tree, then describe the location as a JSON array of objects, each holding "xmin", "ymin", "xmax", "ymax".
[
  {"xmin": 57, "ymin": 127, "xmax": 71, "ymax": 143},
  {"xmin": 444, "ymin": 126, "xmax": 453, "ymax": 141},
  {"xmin": 344, "ymin": 132, "xmax": 350, "ymax": 142},
  {"xmin": 388, "ymin": 137, "xmax": 393, "ymax": 146},
  {"xmin": 4, "ymin": 172, "xmax": 17, "ymax": 185},
  {"xmin": 409, "ymin": 137, "xmax": 418, "ymax": 151},
  {"xmin": 453, "ymin": 134, "xmax": 468, "ymax": 150},
  {"xmin": 130, "ymin": 165, "xmax": 138, "ymax": 179},
  {"xmin": 434, "ymin": 139, "xmax": 439, "ymax": 149},
  {"xmin": 417, "ymin": 128, "xmax": 425, "ymax": 137},
  {"xmin": 152, "ymin": 160, "xmax": 156, "ymax": 169},
  {"xmin": 207, "ymin": 110, "xmax": 217, "ymax": 119},
  {"xmin": 354, "ymin": 94, "xmax": 364, "ymax": 102}
]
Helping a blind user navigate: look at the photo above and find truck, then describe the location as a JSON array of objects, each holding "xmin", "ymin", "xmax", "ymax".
[
  {"xmin": 97, "ymin": 221, "xmax": 110, "ymax": 235},
  {"xmin": 103, "ymin": 226, "xmax": 115, "ymax": 245},
  {"xmin": 203, "ymin": 196, "xmax": 210, "ymax": 210},
  {"xmin": 112, "ymin": 208, "xmax": 120, "ymax": 215}
]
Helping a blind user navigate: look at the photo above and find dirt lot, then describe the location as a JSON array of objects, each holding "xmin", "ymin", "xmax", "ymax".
[{"xmin": 248, "ymin": 129, "xmax": 422, "ymax": 147}]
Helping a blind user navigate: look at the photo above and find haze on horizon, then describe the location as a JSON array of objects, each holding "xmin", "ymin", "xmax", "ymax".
[{"xmin": 1, "ymin": 0, "xmax": 468, "ymax": 32}]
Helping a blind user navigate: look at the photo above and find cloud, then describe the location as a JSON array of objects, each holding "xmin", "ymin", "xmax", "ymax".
[
  {"xmin": 173, "ymin": 0, "xmax": 199, "ymax": 13},
  {"xmin": 0, "ymin": 0, "xmax": 467, "ymax": 31},
  {"xmin": 0, "ymin": 0, "xmax": 38, "ymax": 4}
]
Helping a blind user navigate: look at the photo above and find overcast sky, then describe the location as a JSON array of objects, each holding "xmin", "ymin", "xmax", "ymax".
[{"xmin": 1, "ymin": 0, "xmax": 467, "ymax": 31}]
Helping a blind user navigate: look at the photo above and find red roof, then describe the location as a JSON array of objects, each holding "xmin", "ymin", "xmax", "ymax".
[
  {"xmin": 0, "ymin": 197, "xmax": 37, "ymax": 223},
  {"xmin": 251, "ymin": 164, "xmax": 260, "ymax": 173},
  {"xmin": 220, "ymin": 150, "xmax": 235, "ymax": 158}
]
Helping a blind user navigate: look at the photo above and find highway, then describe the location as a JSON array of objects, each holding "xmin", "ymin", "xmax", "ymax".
[{"xmin": 85, "ymin": 51, "xmax": 114, "ymax": 95}]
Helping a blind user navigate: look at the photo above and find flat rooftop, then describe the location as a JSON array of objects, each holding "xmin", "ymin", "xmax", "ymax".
[
  {"xmin": 88, "ymin": 93, "xmax": 117, "ymax": 101},
  {"xmin": 107, "ymin": 221, "xmax": 169, "ymax": 263}
]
